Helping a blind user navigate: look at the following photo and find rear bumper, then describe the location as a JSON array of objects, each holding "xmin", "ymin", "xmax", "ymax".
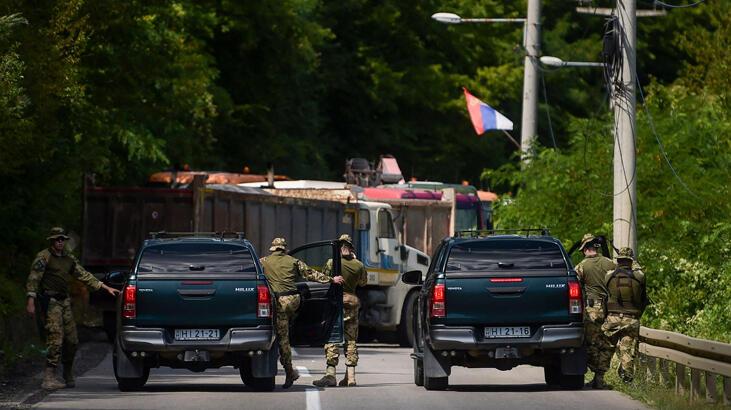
[
  {"xmin": 428, "ymin": 323, "xmax": 583, "ymax": 351},
  {"xmin": 119, "ymin": 325, "xmax": 275, "ymax": 353}
]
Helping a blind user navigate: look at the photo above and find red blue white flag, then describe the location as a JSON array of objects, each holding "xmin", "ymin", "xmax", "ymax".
[{"xmin": 463, "ymin": 87, "xmax": 513, "ymax": 135}]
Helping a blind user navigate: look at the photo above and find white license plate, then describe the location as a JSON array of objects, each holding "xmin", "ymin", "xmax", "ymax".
[
  {"xmin": 484, "ymin": 326, "xmax": 531, "ymax": 339},
  {"xmin": 174, "ymin": 328, "xmax": 220, "ymax": 341}
]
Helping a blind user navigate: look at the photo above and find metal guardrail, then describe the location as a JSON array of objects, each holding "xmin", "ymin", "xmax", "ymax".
[{"xmin": 639, "ymin": 326, "xmax": 731, "ymax": 405}]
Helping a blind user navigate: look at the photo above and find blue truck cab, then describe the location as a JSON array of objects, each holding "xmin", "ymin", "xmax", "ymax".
[
  {"xmin": 111, "ymin": 234, "xmax": 343, "ymax": 391},
  {"xmin": 403, "ymin": 230, "xmax": 587, "ymax": 390}
]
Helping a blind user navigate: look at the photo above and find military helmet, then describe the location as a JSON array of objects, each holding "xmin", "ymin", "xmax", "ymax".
[
  {"xmin": 269, "ymin": 237, "xmax": 287, "ymax": 252},
  {"xmin": 616, "ymin": 247, "xmax": 635, "ymax": 260},
  {"xmin": 578, "ymin": 233, "xmax": 597, "ymax": 251},
  {"xmin": 338, "ymin": 234, "xmax": 354, "ymax": 248},
  {"xmin": 47, "ymin": 227, "xmax": 70, "ymax": 241}
]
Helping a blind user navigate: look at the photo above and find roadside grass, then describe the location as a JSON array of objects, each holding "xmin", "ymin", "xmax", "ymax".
[{"xmin": 586, "ymin": 357, "xmax": 729, "ymax": 409}]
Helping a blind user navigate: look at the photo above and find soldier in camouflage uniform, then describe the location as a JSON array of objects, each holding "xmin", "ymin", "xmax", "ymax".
[
  {"xmin": 25, "ymin": 227, "xmax": 119, "ymax": 390},
  {"xmin": 259, "ymin": 237, "xmax": 344, "ymax": 389},
  {"xmin": 313, "ymin": 234, "xmax": 367, "ymax": 388},
  {"xmin": 575, "ymin": 233, "xmax": 616, "ymax": 389},
  {"xmin": 602, "ymin": 247, "xmax": 647, "ymax": 384}
]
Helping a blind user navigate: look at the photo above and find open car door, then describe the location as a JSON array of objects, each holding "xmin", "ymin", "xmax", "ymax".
[{"xmin": 288, "ymin": 240, "xmax": 344, "ymax": 346}]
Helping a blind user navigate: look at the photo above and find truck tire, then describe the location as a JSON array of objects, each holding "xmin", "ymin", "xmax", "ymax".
[
  {"xmin": 413, "ymin": 358, "xmax": 424, "ymax": 386},
  {"xmin": 558, "ymin": 373, "xmax": 584, "ymax": 390},
  {"xmin": 398, "ymin": 291, "xmax": 418, "ymax": 347},
  {"xmin": 543, "ymin": 364, "xmax": 560, "ymax": 387},
  {"xmin": 112, "ymin": 350, "xmax": 149, "ymax": 391},
  {"xmin": 240, "ymin": 364, "xmax": 275, "ymax": 392},
  {"xmin": 424, "ymin": 375, "xmax": 448, "ymax": 391}
]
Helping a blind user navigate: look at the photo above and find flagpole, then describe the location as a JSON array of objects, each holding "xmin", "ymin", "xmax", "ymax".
[{"xmin": 502, "ymin": 130, "xmax": 521, "ymax": 150}]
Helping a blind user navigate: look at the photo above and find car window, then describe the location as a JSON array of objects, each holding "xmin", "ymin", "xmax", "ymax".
[
  {"xmin": 137, "ymin": 243, "xmax": 257, "ymax": 273},
  {"xmin": 377, "ymin": 209, "xmax": 395, "ymax": 239},
  {"xmin": 446, "ymin": 239, "xmax": 567, "ymax": 274}
]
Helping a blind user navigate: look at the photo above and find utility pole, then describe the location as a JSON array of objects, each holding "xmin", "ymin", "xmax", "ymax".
[
  {"xmin": 520, "ymin": 0, "xmax": 541, "ymax": 161},
  {"xmin": 612, "ymin": 0, "xmax": 637, "ymax": 253}
]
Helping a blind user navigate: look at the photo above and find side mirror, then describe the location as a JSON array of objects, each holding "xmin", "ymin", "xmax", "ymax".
[
  {"xmin": 401, "ymin": 270, "xmax": 423, "ymax": 285},
  {"xmin": 105, "ymin": 271, "xmax": 127, "ymax": 288}
]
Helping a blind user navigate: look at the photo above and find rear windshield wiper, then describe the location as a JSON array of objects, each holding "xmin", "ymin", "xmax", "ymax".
[
  {"xmin": 497, "ymin": 262, "xmax": 515, "ymax": 269},
  {"xmin": 188, "ymin": 265, "xmax": 206, "ymax": 271}
]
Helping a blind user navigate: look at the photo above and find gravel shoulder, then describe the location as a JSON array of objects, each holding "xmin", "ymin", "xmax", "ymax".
[{"xmin": 0, "ymin": 327, "xmax": 111, "ymax": 409}]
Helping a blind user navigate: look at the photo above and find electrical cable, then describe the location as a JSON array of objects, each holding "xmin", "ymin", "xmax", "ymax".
[
  {"xmin": 540, "ymin": 71, "xmax": 558, "ymax": 149},
  {"xmin": 652, "ymin": 0, "xmax": 706, "ymax": 9}
]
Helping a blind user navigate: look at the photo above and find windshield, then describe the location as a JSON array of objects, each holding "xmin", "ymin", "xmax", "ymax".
[
  {"xmin": 137, "ymin": 243, "xmax": 257, "ymax": 273},
  {"xmin": 445, "ymin": 239, "xmax": 567, "ymax": 274}
]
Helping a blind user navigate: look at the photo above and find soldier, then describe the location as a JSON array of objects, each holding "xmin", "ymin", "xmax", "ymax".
[
  {"xmin": 259, "ymin": 237, "xmax": 344, "ymax": 389},
  {"xmin": 25, "ymin": 227, "xmax": 120, "ymax": 390},
  {"xmin": 574, "ymin": 233, "xmax": 616, "ymax": 389},
  {"xmin": 602, "ymin": 247, "xmax": 647, "ymax": 384},
  {"xmin": 313, "ymin": 234, "xmax": 367, "ymax": 388}
]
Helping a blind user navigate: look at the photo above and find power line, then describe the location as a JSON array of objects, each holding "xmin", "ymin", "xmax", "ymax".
[
  {"xmin": 635, "ymin": 76, "xmax": 701, "ymax": 199},
  {"xmin": 652, "ymin": 0, "xmax": 706, "ymax": 9},
  {"xmin": 540, "ymin": 72, "xmax": 558, "ymax": 149}
]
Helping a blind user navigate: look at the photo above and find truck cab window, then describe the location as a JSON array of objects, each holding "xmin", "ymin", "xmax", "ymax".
[{"xmin": 377, "ymin": 209, "xmax": 395, "ymax": 239}]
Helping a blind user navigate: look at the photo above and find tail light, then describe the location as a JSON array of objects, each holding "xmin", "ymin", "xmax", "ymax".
[
  {"xmin": 257, "ymin": 284, "xmax": 272, "ymax": 318},
  {"xmin": 568, "ymin": 280, "xmax": 582, "ymax": 314},
  {"xmin": 122, "ymin": 284, "xmax": 136, "ymax": 319},
  {"xmin": 430, "ymin": 283, "xmax": 446, "ymax": 318}
]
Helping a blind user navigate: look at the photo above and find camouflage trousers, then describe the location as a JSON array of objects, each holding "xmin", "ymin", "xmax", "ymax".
[
  {"xmin": 275, "ymin": 294, "xmax": 301, "ymax": 373},
  {"xmin": 584, "ymin": 303, "xmax": 613, "ymax": 374},
  {"xmin": 45, "ymin": 297, "xmax": 78, "ymax": 368},
  {"xmin": 324, "ymin": 293, "xmax": 360, "ymax": 367},
  {"xmin": 602, "ymin": 313, "xmax": 640, "ymax": 377}
]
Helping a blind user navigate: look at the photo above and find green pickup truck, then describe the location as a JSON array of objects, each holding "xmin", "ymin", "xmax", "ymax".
[
  {"xmin": 404, "ymin": 230, "xmax": 587, "ymax": 390},
  {"xmin": 109, "ymin": 235, "xmax": 343, "ymax": 391}
]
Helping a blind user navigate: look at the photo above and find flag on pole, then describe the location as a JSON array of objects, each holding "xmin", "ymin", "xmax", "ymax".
[{"xmin": 463, "ymin": 88, "xmax": 513, "ymax": 135}]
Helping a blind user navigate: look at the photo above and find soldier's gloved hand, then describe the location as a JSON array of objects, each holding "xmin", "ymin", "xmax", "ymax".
[
  {"xmin": 26, "ymin": 297, "xmax": 35, "ymax": 317},
  {"xmin": 332, "ymin": 276, "xmax": 345, "ymax": 285},
  {"xmin": 102, "ymin": 284, "xmax": 121, "ymax": 297}
]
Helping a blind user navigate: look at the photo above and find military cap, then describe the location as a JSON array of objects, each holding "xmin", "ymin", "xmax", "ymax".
[
  {"xmin": 269, "ymin": 237, "xmax": 287, "ymax": 252},
  {"xmin": 616, "ymin": 247, "xmax": 635, "ymax": 260},
  {"xmin": 338, "ymin": 234, "xmax": 354, "ymax": 248},
  {"xmin": 46, "ymin": 227, "xmax": 70, "ymax": 241},
  {"xmin": 578, "ymin": 233, "xmax": 597, "ymax": 251}
]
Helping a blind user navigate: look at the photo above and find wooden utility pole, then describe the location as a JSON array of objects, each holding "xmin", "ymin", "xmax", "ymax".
[
  {"xmin": 612, "ymin": 0, "xmax": 638, "ymax": 253},
  {"xmin": 520, "ymin": 0, "xmax": 541, "ymax": 161}
]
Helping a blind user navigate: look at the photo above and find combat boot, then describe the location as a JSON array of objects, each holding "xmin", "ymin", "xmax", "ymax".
[
  {"xmin": 618, "ymin": 366, "xmax": 633, "ymax": 384},
  {"xmin": 591, "ymin": 372, "xmax": 608, "ymax": 389},
  {"xmin": 313, "ymin": 366, "xmax": 336, "ymax": 387},
  {"xmin": 41, "ymin": 367, "xmax": 66, "ymax": 390},
  {"xmin": 283, "ymin": 368, "xmax": 300, "ymax": 389},
  {"xmin": 338, "ymin": 366, "xmax": 356, "ymax": 387},
  {"xmin": 62, "ymin": 361, "xmax": 75, "ymax": 388}
]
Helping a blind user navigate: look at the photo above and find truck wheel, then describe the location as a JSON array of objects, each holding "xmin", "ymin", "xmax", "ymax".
[
  {"xmin": 112, "ymin": 349, "xmax": 149, "ymax": 391},
  {"xmin": 543, "ymin": 364, "xmax": 560, "ymax": 387},
  {"xmin": 413, "ymin": 358, "xmax": 424, "ymax": 386},
  {"xmin": 398, "ymin": 291, "xmax": 418, "ymax": 347},
  {"xmin": 558, "ymin": 373, "xmax": 584, "ymax": 390},
  {"xmin": 424, "ymin": 375, "xmax": 448, "ymax": 391},
  {"xmin": 239, "ymin": 365, "xmax": 275, "ymax": 392}
]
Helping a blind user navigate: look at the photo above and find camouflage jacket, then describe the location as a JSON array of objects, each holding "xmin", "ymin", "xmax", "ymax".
[
  {"xmin": 26, "ymin": 248, "xmax": 102, "ymax": 298},
  {"xmin": 260, "ymin": 250, "xmax": 331, "ymax": 294},
  {"xmin": 576, "ymin": 255, "xmax": 616, "ymax": 301},
  {"xmin": 324, "ymin": 256, "xmax": 367, "ymax": 295}
]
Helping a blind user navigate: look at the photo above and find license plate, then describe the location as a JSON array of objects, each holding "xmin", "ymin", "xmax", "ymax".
[
  {"xmin": 174, "ymin": 328, "xmax": 220, "ymax": 341},
  {"xmin": 484, "ymin": 326, "xmax": 531, "ymax": 338}
]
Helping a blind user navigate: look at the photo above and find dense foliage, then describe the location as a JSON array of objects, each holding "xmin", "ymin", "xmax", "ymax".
[
  {"xmin": 489, "ymin": 1, "xmax": 730, "ymax": 342},
  {"xmin": 0, "ymin": 0, "xmax": 727, "ymax": 347}
]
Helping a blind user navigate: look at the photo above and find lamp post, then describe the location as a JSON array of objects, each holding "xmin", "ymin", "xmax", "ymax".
[
  {"xmin": 539, "ymin": 56, "xmax": 604, "ymax": 68},
  {"xmin": 432, "ymin": 7, "xmax": 540, "ymax": 163}
]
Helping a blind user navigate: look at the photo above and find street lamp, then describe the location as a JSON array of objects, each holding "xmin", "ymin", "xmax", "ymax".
[
  {"xmin": 432, "ymin": 7, "xmax": 541, "ymax": 163},
  {"xmin": 539, "ymin": 56, "xmax": 604, "ymax": 68}
]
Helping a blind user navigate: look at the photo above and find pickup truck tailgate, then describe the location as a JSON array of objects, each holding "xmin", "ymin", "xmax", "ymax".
[
  {"xmin": 444, "ymin": 274, "xmax": 570, "ymax": 325},
  {"xmin": 135, "ymin": 276, "xmax": 260, "ymax": 327}
]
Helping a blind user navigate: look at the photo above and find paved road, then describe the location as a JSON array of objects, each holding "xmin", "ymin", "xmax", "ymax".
[{"xmin": 35, "ymin": 345, "xmax": 646, "ymax": 410}]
